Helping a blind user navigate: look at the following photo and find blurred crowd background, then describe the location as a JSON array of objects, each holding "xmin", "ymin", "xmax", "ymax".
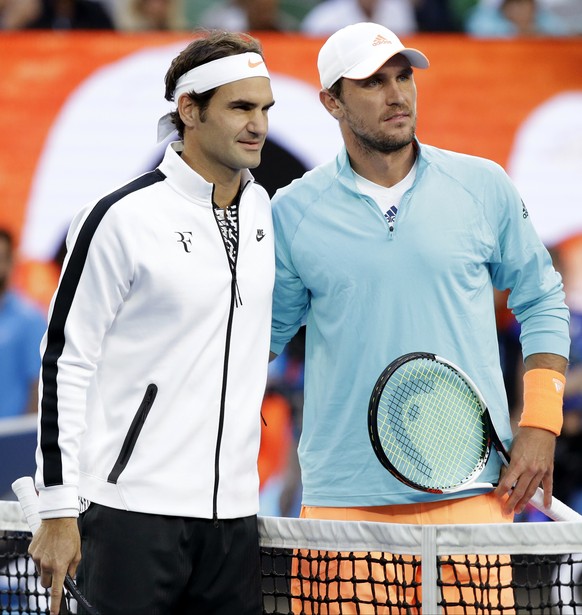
[
  {"xmin": 0, "ymin": 0, "xmax": 581, "ymax": 36},
  {"xmin": 1, "ymin": 0, "xmax": 581, "ymax": 522}
]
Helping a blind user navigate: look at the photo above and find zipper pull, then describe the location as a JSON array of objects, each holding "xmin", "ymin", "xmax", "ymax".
[{"xmin": 234, "ymin": 277, "xmax": 243, "ymax": 308}]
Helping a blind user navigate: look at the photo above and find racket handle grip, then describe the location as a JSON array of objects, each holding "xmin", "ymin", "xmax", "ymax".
[
  {"xmin": 12, "ymin": 476, "xmax": 42, "ymax": 534},
  {"xmin": 530, "ymin": 487, "xmax": 582, "ymax": 522}
]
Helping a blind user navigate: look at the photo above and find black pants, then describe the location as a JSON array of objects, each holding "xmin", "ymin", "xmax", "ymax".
[{"xmin": 76, "ymin": 504, "xmax": 262, "ymax": 615}]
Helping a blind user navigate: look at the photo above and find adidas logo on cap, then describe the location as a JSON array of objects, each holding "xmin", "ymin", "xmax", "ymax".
[{"xmin": 372, "ymin": 35, "xmax": 392, "ymax": 46}]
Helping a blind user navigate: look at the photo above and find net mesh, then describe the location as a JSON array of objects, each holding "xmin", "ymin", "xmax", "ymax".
[
  {"xmin": 2, "ymin": 502, "xmax": 582, "ymax": 614},
  {"xmin": 261, "ymin": 518, "xmax": 582, "ymax": 614}
]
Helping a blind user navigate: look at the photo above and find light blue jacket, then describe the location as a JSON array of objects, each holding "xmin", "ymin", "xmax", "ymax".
[{"xmin": 270, "ymin": 141, "xmax": 570, "ymax": 506}]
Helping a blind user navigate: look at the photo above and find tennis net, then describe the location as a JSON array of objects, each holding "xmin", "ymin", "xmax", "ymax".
[{"xmin": 2, "ymin": 500, "xmax": 582, "ymax": 614}]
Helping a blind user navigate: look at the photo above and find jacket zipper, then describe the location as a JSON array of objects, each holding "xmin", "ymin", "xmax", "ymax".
[
  {"xmin": 212, "ymin": 278, "xmax": 237, "ymax": 526},
  {"xmin": 211, "ymin": 183, "xmax": 245, "ymax": 524}
]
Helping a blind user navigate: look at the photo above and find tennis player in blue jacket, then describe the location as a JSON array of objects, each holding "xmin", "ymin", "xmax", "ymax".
[{"xmin": 270, "ymin": 22, "xmax": 570, "ymax": 613}]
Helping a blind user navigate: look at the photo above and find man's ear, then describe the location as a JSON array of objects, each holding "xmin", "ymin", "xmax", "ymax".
[
  {"xmin": 178, "ymin": 94, "xmax": 199, "ymax": 129},
  {"xmin": 319, "ymin": 89, "xmax": 343, "ymax": 120}
]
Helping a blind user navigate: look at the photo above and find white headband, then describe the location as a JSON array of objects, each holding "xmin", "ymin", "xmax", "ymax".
[{"xmin": 157, "ymin": 52, "xmax": 270, "ymax": 143}]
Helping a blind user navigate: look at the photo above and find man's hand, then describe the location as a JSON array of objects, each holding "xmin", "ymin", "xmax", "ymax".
[
  {"xmin": 493, "ymin": 426, "xmax": 556, "ymax": 515},
  {"xmin": 28, "ymin": 517, "xmax": 81, "ymax": 615}
]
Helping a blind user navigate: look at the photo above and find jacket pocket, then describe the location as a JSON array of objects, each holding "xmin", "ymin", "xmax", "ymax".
[{"xmin": 107, "ymin": 384, "xmax": 158, "ymax": 484}]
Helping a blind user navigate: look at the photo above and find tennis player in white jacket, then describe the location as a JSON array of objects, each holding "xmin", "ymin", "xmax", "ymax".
[{"xmin": 29, "ymin": 29, "xmax": 275, "ymax": 615}]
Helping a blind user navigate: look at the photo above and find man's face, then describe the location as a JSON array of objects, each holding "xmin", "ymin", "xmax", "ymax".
[
  {"xmin": 502, "ymin": 0, "xmax": 536, "ymax": 30},
  {"xmin": 336, "ymin": 55, "xmax": 417, "ymax": 154},
  {"xmin": 191, "ymin": 76, "xmax": 274, "ymax": 174}
]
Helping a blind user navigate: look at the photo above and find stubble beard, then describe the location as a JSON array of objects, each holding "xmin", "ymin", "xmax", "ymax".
[
  {"xmin": 348, "ymin": 111, "xmax": 417, "ymax": 155},
  {"xmin": 356, "ymin": 125, "xmax": 415, "ymax": 155}
]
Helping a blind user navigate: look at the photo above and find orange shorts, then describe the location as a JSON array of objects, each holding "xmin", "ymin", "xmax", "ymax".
[{"xmin": 292, "ymin": 493, "xmax": 514, "ymax": 615}]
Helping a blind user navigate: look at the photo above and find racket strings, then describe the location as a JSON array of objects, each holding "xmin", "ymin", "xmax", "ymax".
[
  {"xmin": 378, "ymin": 376, "xmax": 434, "ymax": 479},
  {"xmin": 376, "ymin": 358, "xmax": 488, "ymax": 490}
]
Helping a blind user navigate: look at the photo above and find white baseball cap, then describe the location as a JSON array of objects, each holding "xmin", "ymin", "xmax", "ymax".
[{"xmin": 318, "ymin": 22, "xmax": 430, "ymax": 89}]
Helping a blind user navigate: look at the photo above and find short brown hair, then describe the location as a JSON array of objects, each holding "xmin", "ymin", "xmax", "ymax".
[
  {"xmin": 164, "ymin": 29, "xmax": 264, "ymax": 138},
  {"xmin": 327, "ymin": 79, "xmax": 343, "ymax": 100}
]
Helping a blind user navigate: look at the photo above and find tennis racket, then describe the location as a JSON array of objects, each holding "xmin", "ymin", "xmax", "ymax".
[
  {"xmin": 368, "ymin": 352, "xmax": 582, "ymax": 523},
  {"xmin": 11, "ymin": 476, "xmax": 101, "ymax": 615}
]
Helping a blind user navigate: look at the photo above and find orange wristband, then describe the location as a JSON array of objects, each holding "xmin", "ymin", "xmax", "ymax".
[{"xmin": 519, "ymin": 368, "xmax": 565, "ymax": 436}]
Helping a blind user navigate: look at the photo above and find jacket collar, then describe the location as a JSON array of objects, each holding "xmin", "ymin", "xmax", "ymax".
[
  {"xmin": 159, "ymin": 141, "xmax": 255, "ymax": 206},
  {"xmin": 334, "ymin": 138, "xmax": 427, "ymax": 192}
]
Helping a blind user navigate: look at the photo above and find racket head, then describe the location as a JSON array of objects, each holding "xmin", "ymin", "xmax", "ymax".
[{"xmin": 368, "ymin": 352, "xmax": 492, "ymax": 493}]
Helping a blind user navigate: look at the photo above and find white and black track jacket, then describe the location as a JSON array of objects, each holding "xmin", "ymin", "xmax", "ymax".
[{"xmin": 35, "ymin": 142, "xmax": 275, "ymax": 521}]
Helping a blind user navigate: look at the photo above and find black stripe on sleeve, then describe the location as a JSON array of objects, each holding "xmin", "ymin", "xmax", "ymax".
[{"xmin": 40, "ymin": 170, "xmax": 166, "ymax": 487}]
